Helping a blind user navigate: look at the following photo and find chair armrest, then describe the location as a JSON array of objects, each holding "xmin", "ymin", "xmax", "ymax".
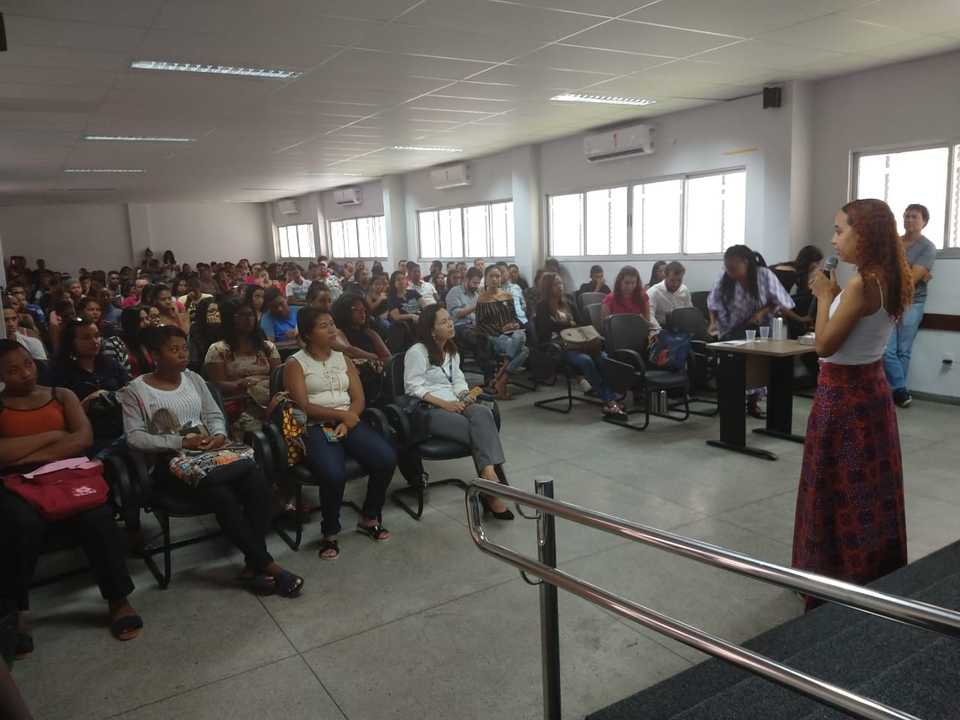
[
  {"xmin": 244, "ymin": 429, "xmax": 276, "ymax": 483},
  {"xmin": 102, "ymin": 451, "xmax": 140, "ymax": 531},
  {"xmin": 609, "ymin": 348, "xmax": 645, "ymax": 371},
  {"xmin": 382, "ymin": 403, "xmax": 413, "ymax": 445},
  {"xmin": 600, "ymin": 356, "xmax": 642, "ymax": 394},
  {"xmin": 261, "ymin": 423, "xmax": 287, "ymax": 472},
  {"xmin": 362, "ymin": 407, "xmax": 396, "ymax": 444}
]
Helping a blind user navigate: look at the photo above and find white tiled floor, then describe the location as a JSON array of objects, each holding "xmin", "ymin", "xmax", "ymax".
[{"xmin": 13, "ymin": 388, "xmax": 959, "ymax": 720}]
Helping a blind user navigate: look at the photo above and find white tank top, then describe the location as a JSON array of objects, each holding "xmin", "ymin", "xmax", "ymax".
[
  {"xmin": 292, "ymin": 349, "xmax": 351, "ymax": 411},
  {"xmin": 821, "ymin": 279, "xmax": 894, "ymax": 365}
]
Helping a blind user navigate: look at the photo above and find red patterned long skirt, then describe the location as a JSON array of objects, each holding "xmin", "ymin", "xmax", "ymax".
[{"xmin": 792, "ymin": 361, "xmax": 907, "ymax": 610}]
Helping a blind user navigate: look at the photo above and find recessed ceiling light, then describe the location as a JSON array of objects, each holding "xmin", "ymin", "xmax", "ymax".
[
  {"xmin": 551, "ymin": 93, "xmax": 657, "ymax": 107},
  {"xmin": 131, "ymin": 60, "xmax": 301, "ymax": 79},
  {"xmin": 391, "ymin": 145, "xmax": 463, "ymax": 153},
  {"xmin": 64, "ymin": 168, "xmax": 145, "ymax": 174},
  {"xmin": 84, "ymin": 135, "xmax": 195, "ymax": 142}
]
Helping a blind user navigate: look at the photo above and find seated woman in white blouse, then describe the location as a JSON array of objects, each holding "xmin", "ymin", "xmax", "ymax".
[{"xmin": 403, "ymin": 305, "xmax": 513, "ymax": 520}]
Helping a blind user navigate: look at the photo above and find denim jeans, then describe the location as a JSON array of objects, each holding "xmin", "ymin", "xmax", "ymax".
[
  {"xmin": 883, "ymin": 300, "xmax": 924, "ymax": 392},
  {"xmin": 492, "ymin": 331, "xmax": 529, "ymax": 373},
  {"xmin": 564, "ymin": 351, "xmax": 616, "ymax": 402}
]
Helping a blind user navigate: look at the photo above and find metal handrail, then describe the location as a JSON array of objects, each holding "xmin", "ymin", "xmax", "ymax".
[{"xmin": 466, "ymin": 478, "xmax": 960, "ymax": 720}]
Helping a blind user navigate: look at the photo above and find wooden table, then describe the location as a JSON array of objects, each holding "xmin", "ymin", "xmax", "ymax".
[{"xmin": 706, "ymin": 339, "xmax": 817, "ymax": 461}]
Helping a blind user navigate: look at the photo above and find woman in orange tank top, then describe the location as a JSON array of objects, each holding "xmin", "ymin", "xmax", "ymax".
[{"xmin": 0, "ymin": 340, "xmax": 142, "ymax": 656}]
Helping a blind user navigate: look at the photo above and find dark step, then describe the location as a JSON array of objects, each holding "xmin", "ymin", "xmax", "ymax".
[{"xmin": 588, "ymin": 541, "xmax": 960, "ymax": 720}]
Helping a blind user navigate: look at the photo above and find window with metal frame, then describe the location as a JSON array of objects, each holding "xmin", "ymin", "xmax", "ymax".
[
  {"xmin": 329, "ymin": 216, "xmax": 387, "ymax": 258},
  {"xmin": 418, "ymin": 200, "xmax": 515, "ymax": 259},
  {"xmin": 277, "ymin": 223, "xmax": 316, "ymax": 258}
]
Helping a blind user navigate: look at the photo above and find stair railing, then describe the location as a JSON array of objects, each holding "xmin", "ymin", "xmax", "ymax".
[{"xmin": 466, "ymin": 477, "xmax": 960, "ymax": 720}]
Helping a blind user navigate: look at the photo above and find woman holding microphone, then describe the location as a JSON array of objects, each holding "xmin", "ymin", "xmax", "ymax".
[{"xmin": 792, "ymin": 199, "xmax": 912, "ymax": 609}]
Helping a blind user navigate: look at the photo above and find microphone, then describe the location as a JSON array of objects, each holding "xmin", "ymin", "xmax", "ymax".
[{"xmin": 822, "ymin": 255, "xmax": 838, "ymax": 278}]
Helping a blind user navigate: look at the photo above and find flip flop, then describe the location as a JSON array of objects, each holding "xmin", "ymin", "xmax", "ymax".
[
  {"xmin": 356, "ymin": 523, "xmax": 391, "ymax": 541},
  {"xmin": 318, "ymin": 538, "xmax": 340, "ymax": 560},
  {"xmin": 110, "ymin": 614, "xmax": 143, "ymax": 641}
]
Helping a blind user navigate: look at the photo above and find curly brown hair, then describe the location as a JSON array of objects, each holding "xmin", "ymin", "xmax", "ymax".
[{"xmin": 841, "ymin": 199, "xmax": 913, "ymax": 319}]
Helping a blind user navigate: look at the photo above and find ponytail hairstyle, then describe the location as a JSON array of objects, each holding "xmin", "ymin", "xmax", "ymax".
[
  {"xmin": 720, "ymin": 245, "xmax": 760, "ymax": 305},
  {"xmin": 841, "ymin": 199, "xmax": 913, "ymax": 318}
]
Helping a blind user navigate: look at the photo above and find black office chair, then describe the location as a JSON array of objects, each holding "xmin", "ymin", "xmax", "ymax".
[
  {"xmin": 531, "ymin": 318, "xmax": 605, "ymax": 415},
  {"xmin": 601, "ymin": 314, "xmax": 690, "ymax": 431},
  {"xmin": 123, "ymin": 380, "xmax": 272, "ymax": 588},
  {"xmin": 260, "ymin": 365, "xmax": 393, "ymax": 550},
  {"xmin": 585, "ymin": 303, "xmax": 604, "ymax": 334},
  {"xmin": 381, "ymin": 353, "xmax": 505, "ymax": 520},
  {"xmin": 691, "ymin": 290, "xmax": 710, "ymax": 322},
  {"xmin": 579, "ymin": 292, "xmax": 606, "ymax": 314},
  {"xmin": 668, "ymin": 307, "xmax": 719, "ymax": 417}
]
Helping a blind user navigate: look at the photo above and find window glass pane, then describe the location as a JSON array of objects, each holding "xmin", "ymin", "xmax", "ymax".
[
  {"xmin": 278, "ymin": 227, "xmax": 290, "ymax": 258},
  {"xmin": 463, "ymin": 205, "xmax": 489, "ymax": 258},
  {"xmin": 636, "ymin": 180, "xmax": 682, "ymax": 255},
  {"xmin": 438, "ymin": 208, "xmax": 463, "ymax": 258},
  {"xmin": 549, "ymin": 194, "xmax": 583, "ymax": 256},
  {"xmin": 374, "ymin": 215, "xmax": 387, "ymax": 256},
  {"xmin": 585, "ymin": 187, "xmax": 627, "ymax": 255},
  {"xmin": 722, "ymin": 172, "xmax": 746, "ymax": 250},
  {"xmin": 684, "ymin": 175, "xmax": 724, "ymax": 254},
  {"xmin": 356, "ymin": 216, "xmax": 384, "ymax": 258},
  {"xmin": 330, "ymin": 221, "xmax": 347, "ymax": 258},
  {"xmin": 857, "ymin": 147, "xmax": 949, "ymax": 247},
  {"xmin": 490, "ymin": 201, "xmax": 514, "ymax": 257},
  {"xmin": 343, "ymin": 219, "xmax": 358, "ymax": 257},
  {"xmin": 951, "ymin": 145, "xmax": 960, "ymax": 248},
  {"xmin": 297, "ymin": 224, "xmax": 316, "ymax": 257},
  {"xmin": 419, "ymin": 211, "xmax": 439, "ymax": 257}
]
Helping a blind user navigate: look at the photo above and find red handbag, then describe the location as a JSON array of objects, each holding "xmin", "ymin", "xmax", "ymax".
[{"xmin": 3, "ymin": 459, "xmax": 109, "ymax": 521}]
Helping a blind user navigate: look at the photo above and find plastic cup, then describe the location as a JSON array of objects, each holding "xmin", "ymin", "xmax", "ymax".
[
  {"xmin": 759, "ymin": 326, "xmax": 771, "ymax": 340},
  {"xmin": 745, "ymin": 329, "xmax": 757, "ymax": 341}
]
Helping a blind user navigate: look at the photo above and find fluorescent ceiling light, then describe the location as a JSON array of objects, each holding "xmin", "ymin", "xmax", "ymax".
[
  {"xmin": 551, "ymin": 93, "xmax": 657, "ymax": 107},
  {"xmin": 392, "ymin": 145, "xmax": 463, "ymax": 153},
  {"xmin": 131, "ymin": 60, "xmax": 301, "ymax": 79},
  {"xmin": 84, "ymin": 135, "xmax": 194, "ymax": 142},
  {"xmin": 64, "ymin": 168, "xmax": 145, "ymax": 174}
]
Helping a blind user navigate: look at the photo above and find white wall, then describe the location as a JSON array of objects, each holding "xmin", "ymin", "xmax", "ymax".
[
  {"xmin": 811, "ymin": 50, "xmax": 960, "ymax": 398},
  {"xmin": 320, "ymin": 181, "xmax": 384, "ymax": 223},
  {"xmin": 0, "ymin": 203, "xmax": 132, "ymax": 274},
  {"xmin": 136, "ymin": 202, "xmax": 271, "ymax": 265}
]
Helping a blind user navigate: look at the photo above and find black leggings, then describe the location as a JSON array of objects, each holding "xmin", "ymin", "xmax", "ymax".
[
  {"xmin": 0, "ymin": 489, "xmax": 135, "ymax": 612},
  {"xmin": 161, "ymin": 461, "xmax": 274, "ymax": 573}
]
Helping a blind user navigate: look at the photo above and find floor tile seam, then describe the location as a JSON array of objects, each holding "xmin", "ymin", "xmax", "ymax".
[
  {"xmin": 100, "ymin": 652, "xmax": 302, "ymax": 720},
  {"xmin": 668, "ymin": 516, "xmax": 795, "ymax": 553},
  {"xmin": 293, "ymin": 573, "xmax": 524, "ymax": 655},
  {"xmin": 606, "ymin": 612, "xmax": 701, "ymax": 667},
  {"xmin": 300, "ymin": 656, "xmax": 351, "ymax": 720}
]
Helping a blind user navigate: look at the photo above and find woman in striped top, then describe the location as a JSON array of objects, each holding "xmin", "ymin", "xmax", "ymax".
[{"xmin": 476, "ymin": 265, "xmax": 529, "ymax": 399}]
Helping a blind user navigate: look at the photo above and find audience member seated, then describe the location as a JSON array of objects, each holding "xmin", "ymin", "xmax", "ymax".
[
  {"xmin": 648, "ymin": 261, "xmax": 694, "ymax": 327},
  {"xmin": 498, "ymin": 261, "xmax": 528, "ymax": 327},
  {"xmin": 427, "ymin": 260, "xmax": 446, "ymax": 300},
  {"xmin": 3, "ymin": 302, "xmax": 46, "ymax": 361},
  {"xmin": 576, "ymin": 264, "xmax": 611, "ymax": 300},
  {"xmin": 0, "ymin": 340, "xmax": 142, "ymax": 651},
  {"xmin": 122, "ymin": 278, "xmax": 150, "ymax": 309},
  {"xmin": 187, "ymin": 297, "xmax": 222, "ymax": 372},
  {"xmin": 387, "ymin": 269, "xmax": 421, "ymax": 322},
  {"xmin": 649, "ymin": 260, "xmax": 667, "ymax": 287},
  {"xmin": 285, "ymin": 265, "xmax": 310, "ymax": 306},
  {"xmin": 535, "ymin": 273, "xmax": 625, "ymax": 418},
  {"xmin": 363, "ymin": 272, "xmax": 389, "ymax": 325},
  {"xmin": 51, "ymin": 319, "xmax": 129, "ymax": 455},
  {"xmin": 407, "ymin": 262, "xmax": 437, "ymax": 306},
  {"xmin": 153, "ymin": 283, "xmax": 189, "ymax": 332},
  {"xmin": 706, "ymin": 245, "xmax": 798, "ymax": 340},
  {"xmin": 47, "ymin": 298, "xmax": 77, "ymax": 356},
  {"xmin": 601, "ymin": 266, "xmax": 661, "ymax": 334},
  {"xmin": 476, "ymin": 265, "xmax": 529, "ymax": 399},
  {"xmin": 284, "ymin": 306, "xmax": 397, "ymax": 561},
  {"xmin": 178, "ymin": 276, "xmax": 212, "ymax": 324},
  {"xmin": 445, "ymin": 267, "xmax": 482, "ymax": 348},
  {"xmin": 260, "ymin": 287, "xmax": 299, "ymax": 342},
  {"xmin": 404, "ymin": 305, "xmax": 513, "ymax": 519},
  {"xmin": 116, "ymin": 306, "xmax": 153, "ymax": 377},
  {"xmin": 204, "ymin": 298, "xmax": 279, "ymax": 438},
  {"xmin": 508, "ymin": 264, "xmax": 529, "ymax": 292},
  {"xmin": 332, "ymin": 293, "xmax": 391, "ymax": 403},
  {"xmin": 243, "ymin": 283, "xmax": 266, "ymax": 325},
  {"xmin": 121, "ymin": 326, "xmax": 303, "ymax": 597},
  {"xmin": 7, "ymin": 283, "xmax": 45, "ymax": 327}
]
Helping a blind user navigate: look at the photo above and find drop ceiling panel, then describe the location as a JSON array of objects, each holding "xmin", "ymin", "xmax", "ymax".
[
  {"xmin": 2, "ymin": 14, "xmax": 147, "ymax": 52},
  {"xmin": 0, "ymin": 0, "xmax": 165, "ymax": 27},
  {"xmin": 0, "ymin": 44, "xmax": 131, "ymax": 71},
  {"xmin": 521, "ymin": 44, "xmax": 672, "ymax": 74},
  {"xmin": 637, "ymin": 59, "xmax": 784, "ymax": 87},
  {"xmin": 760, "ymin": 16, "xmax": 927, "ymax": 54},
  {"xmin": 562, "ymin": 19, "xmax": 743, "ymax": 57},
  {"xmin": 846, "ymin": 0, "xmax": 960, "ymax": 35},
  {"xmin": 323, "ymin": 49, "xmax": 497, "ymax": 81},
  {"xmin": 498, "ymin": 0, "xmax": 666, "ymax": 17},
  {"xmin": 466, "ymin": 64, "xmax": 617, "ymax": 91},
  {"xmin": 623, "ymin": 0, "xmax": 873, "ymax": 38},
  {"xmin": 861, "ymin": 35, "xmax": 960, "ymax": 62},
  {"xmin": 695, "ymin": 39, "xmax": 852, "ymax": 70},
  {"xmin": 356, "ymin": 23, "xmax": 542, "ymax": 62}
]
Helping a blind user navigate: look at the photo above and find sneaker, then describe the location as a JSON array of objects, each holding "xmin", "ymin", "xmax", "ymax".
[
  {"xmin": 576, "ymin": 377, "xmax": 593, "ymax": 393},
  {"xmin": 892, "ymin": 389, "xmax": 912, "ymax": 408}
]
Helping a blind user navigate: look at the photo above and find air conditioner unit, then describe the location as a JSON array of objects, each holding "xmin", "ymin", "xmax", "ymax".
[
  {"xmin": 276, "ymin": 198, "xmax": 299, "ymax": 215},
  {"xmin": 430, "ymin": 163, "xmax": 471, "ymax": 190},
  {"xmin": 583, "ymin": 123, "xmax": 655, "ymax": 163},
  {"xmin": 333, "ymin": 187, "xmax": 363, "ymax": 206}
]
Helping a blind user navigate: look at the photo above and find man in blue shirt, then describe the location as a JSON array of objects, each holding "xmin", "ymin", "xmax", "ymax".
[
  {"xmin": 884, "ymin": 203, "xmax": 937, "ymax": 408},
  {"xmin": 260, "ymin": 287, "xmax": 299, "ymax": 341}
]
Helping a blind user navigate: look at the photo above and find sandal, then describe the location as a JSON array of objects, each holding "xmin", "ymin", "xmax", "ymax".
[
  {"xmin": 318, "ymin": 538, "xmax": 340, "ymax": 560},
  {"xmin": 602, "ymin": 402, "xmax": 627, "ymax": 419},
  {"xmin": 274, "ymin": 570, "xmax": 304, "ymax": 598},
  {"xmin": 109, "ymin": 613, "xmax": 143, "ymax": 641},
  {"xmin": 239, "ymin": 573, "xmax": 276, "ymax": 596},
  {"xmin": 356, "ymin": 523, "xmax": 391, "ymax": 542}
]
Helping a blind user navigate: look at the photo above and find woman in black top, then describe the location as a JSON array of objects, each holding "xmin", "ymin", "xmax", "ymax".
[
  {"xmin": 648, "ymin": 261, "xmax": 667, "ymax": 288},
  {"xmin": 118, "ymin": 305, "xmax": 153, "ymax": 377},
  {"xmin": 535, "ymin": 273, "xmax": 624, "ymax": 418},
  {"xmin": 51, "ymin": 319, "xmax": 130, "ymax": 455},
  {"xmin": 332, "ymin": 293, "xmax": 391, "ymax": 404},
  {"xmin": 771, "ymin": 245, "xmax": 823, "ymax": 333},
  {"xmin": 476, "ymin": 265, "xmax": 528, "ymax": 399},
  {"xmin": 385, "ymin": 270, "xmax": 420, "ymax": 352},
  {"xmin": 187, "ymin": 297, "xmax": 222, "ymax": 372}
]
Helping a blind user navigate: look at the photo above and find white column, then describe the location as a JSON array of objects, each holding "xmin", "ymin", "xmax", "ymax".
[
  {"xmin": 381, "ymin": 174, "xmax": 408, "ymax": 270},
  {"xmin": 511, "ymin": 144, "xmax": 541, "ymax": 280},
  {"xmin": 126, "ymin": 203, "xmax": 151, "ymax": 265},
  {"xmin": 788, "ymin": 80, "xmax": 816, "ymax": 257}
]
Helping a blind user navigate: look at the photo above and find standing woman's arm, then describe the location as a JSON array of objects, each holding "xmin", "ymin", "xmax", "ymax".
[{"xmin": 812, "ymin": 272, "xmax": 865, "ymax": 357}]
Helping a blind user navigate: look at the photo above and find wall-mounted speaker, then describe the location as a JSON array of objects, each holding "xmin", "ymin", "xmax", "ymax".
[{"xmin": 762, "ymin": 86, "xmax": 782, "ymax": 109}]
